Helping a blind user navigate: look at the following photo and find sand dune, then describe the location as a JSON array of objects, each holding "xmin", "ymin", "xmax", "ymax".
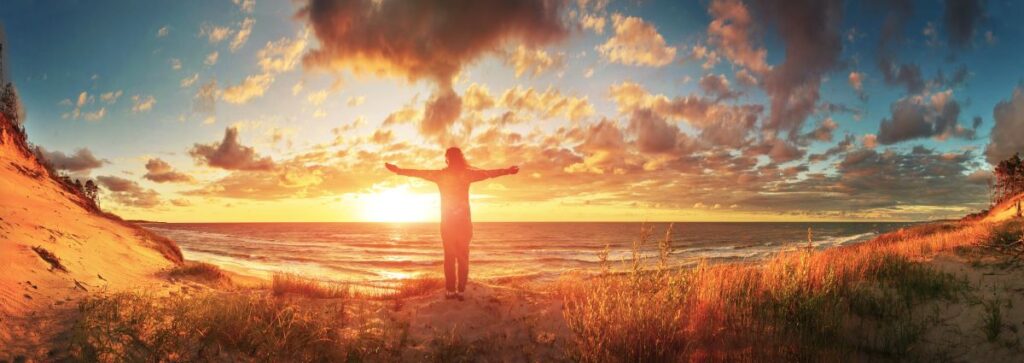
[{"xmin": 0, "ymin": 115, "xmax": 183, "ymax": 354}]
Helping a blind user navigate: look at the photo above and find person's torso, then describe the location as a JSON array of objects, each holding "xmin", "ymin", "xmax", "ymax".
[{"xmin": 434, "ymin": 169, "xmax": 473, "ymax": 222}]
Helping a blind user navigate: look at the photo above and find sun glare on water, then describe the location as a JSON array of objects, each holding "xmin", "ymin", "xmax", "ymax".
[{"xmin": 359, "ymin": 186, "xmax": 437, "ymax": 222}]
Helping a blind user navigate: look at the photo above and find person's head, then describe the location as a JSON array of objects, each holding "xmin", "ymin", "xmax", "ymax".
[{"xmin": 445, "ymin": 147, "xmax": 468, "ymax": 169}]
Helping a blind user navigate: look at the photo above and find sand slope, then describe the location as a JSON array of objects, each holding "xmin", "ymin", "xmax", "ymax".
[{"xmin": 0, "ymin": 116, "xmax": 182, "ymax": 354}]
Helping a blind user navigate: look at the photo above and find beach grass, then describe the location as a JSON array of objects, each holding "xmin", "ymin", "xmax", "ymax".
[
  {"xmin": 560, "ymin": 222, "xmax": 986, "ymax": 361},
  {"xmin": 271, "ymin": 273, "xmax": 351, "ymax": 299},
  {"xmin": 167, "ymin": 261, "xmax": 227, "ymax": 282},
  {"xmin": 65, "ymin": 219, "xmax": 1015, "ymax": 361},
  {"xmin": 66, "ymin": 292, "xmax": 360, "ymax": 362}
]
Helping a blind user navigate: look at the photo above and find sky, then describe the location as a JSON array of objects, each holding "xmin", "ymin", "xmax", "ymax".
[{"xmin": 2, "ymin": 0, "xmax": 1024, "ymax": 222}]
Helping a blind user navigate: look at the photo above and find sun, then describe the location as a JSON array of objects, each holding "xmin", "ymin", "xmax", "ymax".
[{"xmin": 358, "ymin": 186, "xmax": 437, "ymax": 222}]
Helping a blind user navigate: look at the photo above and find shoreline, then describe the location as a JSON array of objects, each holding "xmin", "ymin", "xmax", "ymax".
[
  {"xmin": 6, "ymin": 216, "xmax": 1024, "ymax": 361},
  {"xmin": 148, "ymin": 222, "xmax": 899, "ymax": 287}
]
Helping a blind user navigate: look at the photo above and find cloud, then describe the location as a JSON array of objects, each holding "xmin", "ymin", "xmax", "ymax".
[
  {"xmin": 156, "ymin": 26, "xmax": 170, "ymax": 38},
  {"xmin": 193, "ymin": 80, "xmax": 218, "ymax": 116},
  {"xmin": 503, "ymin": 45, "xmax": 565, "ymax": 78},
  {"xmin": 61, "ymin": 91, "xmax": 105, "ymax": 120},
  {"xmin": 201, "ymin": 24, "xmax": 232, "ymax": 44},
  {"xmin": 862, "ymin": 134, "xmax": 878, "ymax": 149},
  {"xmin": 82, "ymin": 108, "xmax": 106, "ymax": 121},
  {"xmin": 985, "ymin": 86, "xmax": 1024, "ymax": 165},
  {"xmin": 877, "ymin": 90, "xmax": 974, "ymax": 144},
  {"xmin": 698, "ymin": 74, "xmax": 741, "ymax": 100},
  {"xmin": 803, "ymin": 118, "xmax": 838, "ymax": 143},
  {"xmin": 848, "ymin": 71, "xmax": 864, "ymax": 93},
  {"xmin": 131, "ymin": 95, "xmax": 156, "ymax": 113},
  {"xmin": 879, "ymin": 58, "xmax": 924, "ymax": 94},
  {"xmin": 580, "ymin": 14, "xmax": 606, "ymax": 34},
  {"xmin": 306, "ymin": 90, "xmax": 328, "ymax": 106},
  {"xmin": 628, "ymin": 109, "xmax": 683, "ymax": 154},
  {"xmin": 222, "ymin": 73, "xmax": 273, "ymax": 104},
  {"xmin": 346, "ymin": 96, "xmax": 365, "ymax": 107},
  {"xmin": 420, "ymin": 88, "xmax": 463, "ymax": 137},
  {"xmin": 757, "ymin": 0, "xmax": 844, "ymax": 139},
  {"xmin": 97, "ymin": 175, "xmax": 161, "ymax": 208},
  {"xmin": 100, "ymin": 90, "xmax": 123, "ymax": 104},
  {"xmin": 189, "ymin": 127, "xmax": 275, "ymax": 171},
  {"xmin": 184, "ymin": 156, "xmax": 373, "ymax": 200},
  {"xmin": 76, "ymin": 92, "xmax": 91, "ymax": 108},
  {"xmin": 707, "ymin": 0, "xmax": 768, "ymax": 73},
  {"xmin": 298, "ymin": 0, "xmax": 569, "ymax": 137},
  {"xmin": 943, "ymin": 0, "xmax": 985, "ymax": 49},
  {"xmin": 608, "ymin": 81, "xmax": 761, "ymax": 149},
  {"xmin": 462, "ymin": 84, "xmax": 495, "ymax": 112},
  {"xmin": 205, "ymin": 51, "xmax": 219, "ymax": 66},
  {"xmin": 36, "ymin": 147, "xmax": 106, "ymax": 173},
  {"xmin": 257, "ymin": 33, "xmax": 308, "ymax": 73},
  {"xmin": 807, "ymin": 133, "xmax": 854, "ymax": 162},
  {"xmin": 735, "ymin": 69, "xmax": 758, "ymax": 87},
  {"xmin": 233, "ymin": 0, "xmax": 254, "ymax": 13},
  {"xmin": 143, "ymin": 158, "xmax": 194, "ymax": 183},
  {"xmin": 597, "ymin": 14, "xmax": 676, "ymax": 67},
  {"xmin": 180, "ymin": 73, "xmax": 199, "ymax": 88},
  {"xmin": 229, "ymin": 17, "xmax": 255, "ymax": 52},
  {"xmin": 499, "ymin": 86, "xmax": 595, "ymax": 122}
]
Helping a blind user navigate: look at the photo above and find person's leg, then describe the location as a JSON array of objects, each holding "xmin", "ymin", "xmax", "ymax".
[
  {"xmin": 442, "ymin": 238, "xmax": 456, "ymax": 294},
  {"xmin": 456, "ymin": 237, "xmax": 470, "ymax": 293}
]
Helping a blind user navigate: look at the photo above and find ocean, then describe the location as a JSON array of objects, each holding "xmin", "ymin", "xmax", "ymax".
[{"xmin": 141, "ymin": 222, "xmax": 917, "ymax": 283}]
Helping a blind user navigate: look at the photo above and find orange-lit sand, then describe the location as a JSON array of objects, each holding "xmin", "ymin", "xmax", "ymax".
[{"xmin": 0, "ymin": 117, "xmax": 184, "ymax": 354}]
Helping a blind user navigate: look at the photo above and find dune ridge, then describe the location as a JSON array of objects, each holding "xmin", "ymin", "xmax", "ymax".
[{"xmin": 0, "ymin": 114, "xmax": 184, "ymax": 349}]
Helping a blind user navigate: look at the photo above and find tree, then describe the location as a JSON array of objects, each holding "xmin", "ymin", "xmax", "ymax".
[
  {"xmin": 993, "ymin": 152, "xmax": 1024, "ymax": 204},
  {"xmin": 0, "ymin": 82, "xmax": 19, "ymax": 123},
  {"xmin": 84, "ymin": 179, "xmax": 100, "ymax": 209}
]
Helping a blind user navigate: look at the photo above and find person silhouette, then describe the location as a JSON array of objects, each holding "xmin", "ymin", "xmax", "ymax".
[{"xmin": 385, "ymin": 147, "xmax": 518, "ymax": 300}]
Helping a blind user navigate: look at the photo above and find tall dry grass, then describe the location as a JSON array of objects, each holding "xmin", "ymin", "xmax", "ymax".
[
  {"xmin": 561, "ymin": 222, "xmax": 990, "ymax": 362},
  {"xmin": 67, "ymin": 292, "xmax": 359, "ymax": 362},
  {"xmin": 272, "ymin": 273, "xmax": 351, "ymax": 299}
]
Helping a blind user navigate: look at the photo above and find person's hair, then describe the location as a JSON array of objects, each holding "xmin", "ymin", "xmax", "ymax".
[{"xmin": 445, "ymin": 147, "xmax": 469, "ymax": 170}]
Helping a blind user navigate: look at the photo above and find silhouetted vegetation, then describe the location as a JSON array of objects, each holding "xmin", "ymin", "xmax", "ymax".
[{"xmin": 993, "ymin": 153, "xmax": 1024, "ymax": 205}]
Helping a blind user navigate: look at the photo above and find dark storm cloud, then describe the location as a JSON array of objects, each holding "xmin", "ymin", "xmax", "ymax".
[
  {"xmin": 944, "ymin": 0, "xmax": 985, "ymax": 49},
  {"xmin": 985, "ymin": 86, "xmax": 1024, "ymax": 165},
  {"xmin": 36, "ymin": 147, "xmax": 107, "ymax": 173},
  {"xmin": 298, "ymin": 0, "xmax": 569, "ymax": 138},
  {"xmin": 189, "ymin": 127, "xmax": 275, "ymax": 171}
]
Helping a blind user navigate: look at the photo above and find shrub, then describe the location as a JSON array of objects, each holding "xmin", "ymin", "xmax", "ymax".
[{"xmin": 168, "ymin": 262, "xmax": 227, "ymax": 282}]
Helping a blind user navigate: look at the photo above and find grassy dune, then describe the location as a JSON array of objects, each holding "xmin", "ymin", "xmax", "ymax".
[
  {"xmin": 62, "ymin": 219, "xmax": 1023, "ymax": 362},
  {"xmin": 560, "ymin": 222, "xmax": 987, "ymax": 361}
]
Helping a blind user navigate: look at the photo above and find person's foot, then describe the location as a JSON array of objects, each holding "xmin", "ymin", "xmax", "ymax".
[
  {"xmin": 445, "ymin": 291, "xmax": 457, "ymax": 300},
  {"xmin": 455, "ymin": 291, "xmax": 465, "ymax": 301}
]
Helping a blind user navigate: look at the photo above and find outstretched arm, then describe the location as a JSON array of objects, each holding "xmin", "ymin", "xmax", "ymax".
[
  {"xmin": 469, "ymin": 166, "xmax": 519, "ymax": 182},
  {"xmin": 385, "ymin": 163, "xmax": 440, "ymax": 182}
]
